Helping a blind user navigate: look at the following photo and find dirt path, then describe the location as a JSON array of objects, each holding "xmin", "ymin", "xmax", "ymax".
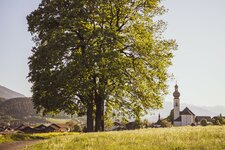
[{"xmin": 0, "ymin": 140, "xmax": 42, "ymax": 150}]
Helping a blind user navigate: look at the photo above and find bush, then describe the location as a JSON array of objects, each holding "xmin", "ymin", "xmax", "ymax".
[
  {"xmin": 82, "ymin": 126, "xmax": 87, "ymax": 132},
  {"xmin": 218, "ymin": 118, "xmax": 225, "ymax": 125},
  {"xmin": 214, "ymin": 120, "xmax": 221, "ymax": 125},
  {"xmin": 191, "ymin": 123, "xmax": 196, "ymax": 126},
  {"xmin": 160, "ymin": 120, "xmax": 172, "ymax": 127},
  {"xmin": 143, "ymin": 119, "xmax": 150, "ymax": 128},
  {"xmin": 200, "ymin": 119, "xmax": 208, "ymax": 126},
  {"xmin": 126, "ymin": 121, "xmax": 141, "ymax": 130},
  {"xmin": 213, "ymin": 115, "xmax": 225, "ymax": 125},
  {"xmin": 221, "ymin": 118, "xmax": 225, "ymax": 125},
  {"xmin": 73, "ymin": 124, "xmax": 82, "ymax": 132}
]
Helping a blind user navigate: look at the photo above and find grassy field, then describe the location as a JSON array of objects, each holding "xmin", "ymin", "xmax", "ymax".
[
  {"xmin": 0, "ymin": 132, "xmax": 78, "ymax": 144},
  {"xmin": 24, "ymin": 126, "xmax": 225, "ymax": 150}
]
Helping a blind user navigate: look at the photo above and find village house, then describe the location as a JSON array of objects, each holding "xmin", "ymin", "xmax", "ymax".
[
  {"xmin": 14, "ymin": 123, "xmax": 70, "ymax": 133},
  {"xmin": 0, "ymin": 126, "xmax": 14, "ymax": 133},
  {"xmin": 16, "ymin": 124, "xmax": 36, "ymax": 133},
  {"xmin": 49, "ymin": 123, "xmax": 70, "ymax": 132},
  {"xmin": 195, "ymin": 116, "xmax": 212, "ymax": 124},
  {"xmin": 34, "ymin": 124, "xmax": 47, "ymax": 132}
]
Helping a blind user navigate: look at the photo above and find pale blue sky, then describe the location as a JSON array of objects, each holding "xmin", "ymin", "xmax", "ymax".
[{"xmin": 0, "ymin": 0, "xmax": 224, "ymax": 106}]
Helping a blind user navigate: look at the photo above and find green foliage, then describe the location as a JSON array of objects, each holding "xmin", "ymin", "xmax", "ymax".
[
  {"xmin": 0, "ymin": 132, "xmax": 78, "ymax": 144},
  {"xmin": 200, "ymin": 119, "xmax": 208, "ymax": 126},
  {"xmin": 0, "ymin": 134, "xmax": 41, "ymax": 144},
  {"xmin": 212, "ymin": 119, "xmax": 221, "ymax": 125},
  {"xmin": 27, "ymin": 0, "xmax": 177, "ymax": 130},
  {"xmin": 142, "ymin": 119, "xmax": 151, "ymax": 128},
  {"xmin": 0, "ymin": 135, "xmax": 13, "ymax": 143},
  {"xmin": 220, "ymin": 118, "xmax": 225, "ymax": 125},
  {"xmin": 213, "ymin": 116, "xmax": 225, "ymax": 125},
  {"xmin": 25, "ymin": 126, "xmax": 225, "ymax": 150},
  {"xmin": 125, "ymin": 120, "xmax": 142, "ymax": 130},
  {"xmin": 73, "ymin": 124, "xmax": 82, "ymax": 132},
  {"xmin": 104, "ymin": 116, "xmax": 114, "ymax": 130}
]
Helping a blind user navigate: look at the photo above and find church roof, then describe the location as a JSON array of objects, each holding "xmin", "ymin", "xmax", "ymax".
[{"xmin": 180, "ymin": 107, "xmax": 195, "ymax": 116}]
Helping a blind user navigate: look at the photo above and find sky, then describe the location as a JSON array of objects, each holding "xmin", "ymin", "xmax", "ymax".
[{"xmin": 0, "ymin": 0, "xmax": 225, "ymax": 106}]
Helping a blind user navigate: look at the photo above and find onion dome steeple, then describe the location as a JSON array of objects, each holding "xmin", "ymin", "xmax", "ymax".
[{"xmin": 173, "ymin": 84, "xmax": 180, "ymax": 98}]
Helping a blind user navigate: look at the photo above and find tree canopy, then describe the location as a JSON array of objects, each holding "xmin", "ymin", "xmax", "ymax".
[{"xmin": 27, "ymin": 0, "xmax": 177, "ymax": 131}]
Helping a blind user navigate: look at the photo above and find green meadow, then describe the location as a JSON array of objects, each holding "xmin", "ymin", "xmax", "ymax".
[
  {"xmin": 0, "ymin": 132, "xmax": 78, "ymax": 144},
  {"xmin": 24, "ymin": 126, "xmax": 225, "ymax": 150}
]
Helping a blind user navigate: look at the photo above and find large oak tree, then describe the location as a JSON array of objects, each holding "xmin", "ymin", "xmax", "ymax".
[{"xmin": 27, "ymin": 0, "xmax": 177, "ymax": 132}]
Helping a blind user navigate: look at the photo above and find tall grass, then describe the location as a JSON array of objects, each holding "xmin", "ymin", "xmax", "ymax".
[{"xmin": 25, "ymin": 126, "xmax": 225, "ymax": 150}]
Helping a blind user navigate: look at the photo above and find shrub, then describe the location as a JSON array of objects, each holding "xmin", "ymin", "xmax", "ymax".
[
  {"xmin": 73, "ymin": 124, "xmax": 82, "ymax": 132},
  {"xmin": 213, "ymin": 115, "xmax": 225, "ymax": 125},
  {"xmin": 126, "ymin": 121, "xmax": 141, "ymax": 130},
  {"xmin": 221, "ymin": 118, "xmax": 225, "ymax": 125},
  {"xmin": 82, "ymin": 126, "xmax": 87, "ymax": 132},
  {"xmin": 214, "ymin": 120, "xmax": 221, "ymax": 125},
  {"xmin": 200, "ymin": 119, "xmax": 208, "ymax": 126},
  {"xmin": 160, "ymin": 120, "xmax": 172, "ymax": 127},
  {"xmin": 217, "ymin": 117, "xmax": 225, "ymax": 125},
  {"xmin": 143, "ymin": 119, "xmax": 150, "ymax": 128}
]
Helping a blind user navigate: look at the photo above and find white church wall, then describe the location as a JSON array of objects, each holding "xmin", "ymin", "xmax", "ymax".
[
  {"xmin": 173, "ymin": 121, "xmax": 181, "ymax": 126},
  {"xmin": 174, "ymin": 98, "xmax": 180, "ymax": 120},
  {"xmin": 190, "ymin": 115, "xmax": 195, "ymax": 124},
  {"xmin": 181, "ymin": 115, "xmax": 194, "ymax": 126}
]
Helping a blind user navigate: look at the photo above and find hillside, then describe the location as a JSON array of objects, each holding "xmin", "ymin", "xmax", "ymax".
[
  {"xmin": 0, "ymin": 97, "xmax": 36, "ymax": 118},
  {"xmin": 0, "ymin": 97, "xmax": 5, "ymax": 104},
  {"xmin": 0, "ymin": 85, "xmax": 25, "ymax": 99},
  {"xmin": 0, "ymin": 97, "xmax": 82, "ymax": 124}
]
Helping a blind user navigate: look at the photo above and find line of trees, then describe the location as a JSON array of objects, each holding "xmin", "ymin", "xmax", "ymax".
[{"xmin": 27, "ymin": 0, "xmax": 177, "ymax": 132}]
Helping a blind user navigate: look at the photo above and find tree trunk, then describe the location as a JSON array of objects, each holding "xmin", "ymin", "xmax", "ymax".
[
  {"xmin": 86, "ymin": 102, "xmax": 94, "ymax": 132},
  {"xmin": 95, "ymin": 97, "xmax": 102, "ymax": 131},
  {"xmin": 101, "ymin": 99, "xmax": 104, "ymax": 131},
  {"xmin": 95, "ymin": 94, "xmax": 105, "ymax": 132}
]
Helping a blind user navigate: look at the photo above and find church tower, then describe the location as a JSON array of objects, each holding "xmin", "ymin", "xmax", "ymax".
[{"xmin": 173, "ymin": 84, "xmax": 180, "ymax": 120}]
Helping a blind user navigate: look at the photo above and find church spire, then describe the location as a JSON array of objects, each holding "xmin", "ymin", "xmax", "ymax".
[
  {"xmin": 173, "ymin": 84, "xmax": 180, "ymax": 121},
  {"xmin": 173, "ymin": 84, "xmax": 180, "ymax": 99}
]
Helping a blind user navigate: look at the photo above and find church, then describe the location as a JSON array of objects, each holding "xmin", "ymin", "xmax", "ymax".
[{"xmin": 172, "ymin": 84, "xmax": 195, "ymax": 126}]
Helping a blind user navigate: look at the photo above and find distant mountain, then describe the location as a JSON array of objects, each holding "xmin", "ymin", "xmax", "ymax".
[
  {"xmin": 0, "ymin": 97, "xmax": 36, "ymax": 118},
  {"xmin": 202, "ymin": 105, "xmax": 225, "ymax": 116},
  {"xmin": 143, "ymin": 101, "xmax": 225, "ymax": 122},
  {"xmin": 0, "ymin": 85, "xmax": 25, "ymax": 99}
]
